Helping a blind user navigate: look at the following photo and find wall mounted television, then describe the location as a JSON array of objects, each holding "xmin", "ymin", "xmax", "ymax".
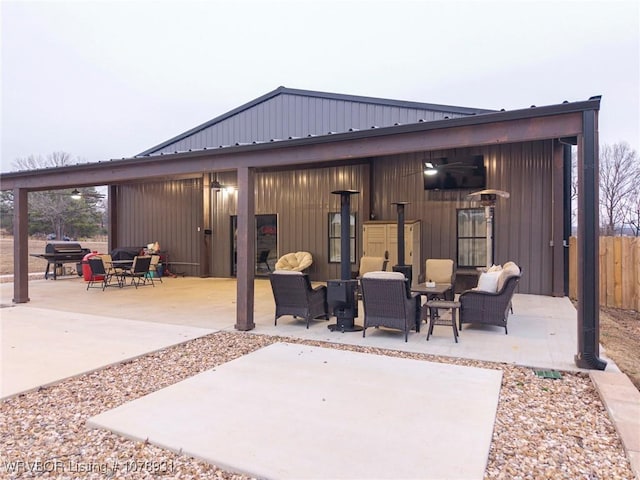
[{"xmin": 423, "ymin": 154, "xmax": 486, "ymax": 191}]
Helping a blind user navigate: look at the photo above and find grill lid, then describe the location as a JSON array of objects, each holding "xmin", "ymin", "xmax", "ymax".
[{"xmin": 45, "ymin": 241, "xmax": 85, "ymax": 254}]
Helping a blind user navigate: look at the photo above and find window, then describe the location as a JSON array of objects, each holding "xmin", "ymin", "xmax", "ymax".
[
  {"xmin": 328, "ymin": 213, "xmax": 356, "ymax": 263},
  {"xmin": 457, "ymin": 208, "xmax": 490, "ymax": 268}
]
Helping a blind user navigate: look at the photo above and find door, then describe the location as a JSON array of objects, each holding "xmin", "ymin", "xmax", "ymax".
[{"xmin": 231, "ymin": 214, "xmax": 278, "ymax": 276}]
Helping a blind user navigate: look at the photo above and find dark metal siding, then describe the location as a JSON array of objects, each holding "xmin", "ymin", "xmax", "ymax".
[
  {"xmin": 151, "ymin": 93, "xmax": 472, "ymax": 155},
  {"xmin": 209, "ymin": 165, "xmax": 370, "ymax": 280},
  {"xmin": 116, "ymin": 179, "xmax": 202, "ymax": 276},
  {"xmin": 369, "ymin": 141, "xmax": 554, "ymax": 295},
  {"xmin": 118, "ymin": 142, "xmax": 553, "ymax": 294}
]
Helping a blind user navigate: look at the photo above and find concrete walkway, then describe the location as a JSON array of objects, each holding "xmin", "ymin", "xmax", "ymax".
[{"xmin": 1, "ymin": 276, "xmax": 638, "ymax": 478}]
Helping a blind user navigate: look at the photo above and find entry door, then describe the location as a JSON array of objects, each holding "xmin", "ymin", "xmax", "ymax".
[{"xmin": 231, "ymin": 214, "xmax": 278, "ymax": 276}]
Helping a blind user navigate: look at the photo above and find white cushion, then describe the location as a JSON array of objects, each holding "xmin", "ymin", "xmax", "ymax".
[
  {"xmin": 497, "ymin": 262, "xmax": 521, "ymax": 291},
  {"xmin": 272, "ymin": 270, "xmax": 303, "ymax": 275},
  {"xmin": 487, "ymin": 264, "xmax": 502, "ymax": 273},
  {"xmin": 476, "ymin": 270, "xmax": 501, "ymax": 292},
  {"xmin": 363, "ymin": 271, "xmax": 405, "ymax": 280}
]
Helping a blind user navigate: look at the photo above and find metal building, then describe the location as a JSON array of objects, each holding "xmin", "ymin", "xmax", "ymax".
[{"xmin": 0, "ymin": 86, "xmax": 604, "ymax": 368}]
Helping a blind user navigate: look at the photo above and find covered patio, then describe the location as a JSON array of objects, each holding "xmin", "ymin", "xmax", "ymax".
[{"xmin": 0, "ymin": 275, "xmax": 595, "ymax": 399}]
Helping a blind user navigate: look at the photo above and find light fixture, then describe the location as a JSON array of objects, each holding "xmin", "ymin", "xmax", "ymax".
[
  {"xmin": 210, "ymin": 179, "xmax": 223, "ymax": 191},
  {"xmin": 423, "ymin": 162, "xmax": 438, "ymax": 176},
  {"xmin": 70, "ymin": 189, "xmax": 82, "ymax": 200}
]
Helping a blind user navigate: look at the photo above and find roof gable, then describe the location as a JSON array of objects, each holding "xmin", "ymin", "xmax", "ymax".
[{"xmin": 138, "ymin": 86, "xmax": 495, "ymax": 156}]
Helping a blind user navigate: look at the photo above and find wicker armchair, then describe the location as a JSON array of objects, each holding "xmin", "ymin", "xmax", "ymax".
[
  {"xmin": 269, "ymin": 271, "xmax": 328, "ymax": 328},
  {"xmin": 458, "ymin": 269, "xmax": 522, "ymax": 334},
  {"xmin": 360, "ymin": 271, "xmax": 421, "ymax": 342}
]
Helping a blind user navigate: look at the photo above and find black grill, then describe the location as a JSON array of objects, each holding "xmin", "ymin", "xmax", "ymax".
[{"xmin": 31, "ymin": 241, "xmax": 91, "ymax": 280}]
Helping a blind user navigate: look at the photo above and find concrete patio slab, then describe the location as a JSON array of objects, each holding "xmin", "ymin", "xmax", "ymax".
[
  {"xmin": 89, "ymin": 342, "xmax": 503, "ymax": 480},
  {"xmin": 0, "ymin": 306, "xmax": 215, "ymax": 399}
]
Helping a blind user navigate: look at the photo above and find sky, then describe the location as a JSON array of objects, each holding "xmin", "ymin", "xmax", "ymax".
[{"xmin": 1, "ymin": 0, "xmax": 639, "ymax": 173}]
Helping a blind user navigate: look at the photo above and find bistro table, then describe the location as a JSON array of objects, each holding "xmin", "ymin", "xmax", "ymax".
[{"xmin": 410, "ymin": 282, "xmax": 453, "ymax": 330}]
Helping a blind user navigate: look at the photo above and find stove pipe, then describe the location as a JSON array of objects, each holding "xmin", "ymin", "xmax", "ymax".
[
  {"xmin": 332, "ymin": 190, "xmax": 359, "ymax": 280},
  {"xmin": 392, "ymin": 202, "xmax": 409, "ymax": 266}
]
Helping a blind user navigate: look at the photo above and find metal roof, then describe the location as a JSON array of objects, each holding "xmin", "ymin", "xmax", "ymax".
[{"xmin": 137, "ymin": 86, "xmax": 497, "ymax": 157}]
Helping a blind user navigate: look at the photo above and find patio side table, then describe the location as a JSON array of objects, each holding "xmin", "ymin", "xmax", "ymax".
[{"xmin": 425, "ymin": 300, "xmax": 460, "ymax": 343}]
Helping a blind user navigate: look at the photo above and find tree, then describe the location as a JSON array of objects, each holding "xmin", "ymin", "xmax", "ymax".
[
  {"xmin": 624, "ymin": 185, "xmax": 640, "ymax": 237},
  {"xmin": 599, "ymin": 142, "xmax": 638, "ymax": 236},
  {"xmin": 6, "ymin": 152, "xmax": 106, "ymax": 239}
]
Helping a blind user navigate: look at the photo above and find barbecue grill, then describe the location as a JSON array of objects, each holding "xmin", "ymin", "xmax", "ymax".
[{"xmin": 31, "ymin": 241, "xmax": 91, "ymax": 280}]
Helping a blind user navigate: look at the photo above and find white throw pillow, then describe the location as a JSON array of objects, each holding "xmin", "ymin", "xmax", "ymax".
[{"xmin": 476, "ymin": 271, "xmax": 501, "ymax": 292}]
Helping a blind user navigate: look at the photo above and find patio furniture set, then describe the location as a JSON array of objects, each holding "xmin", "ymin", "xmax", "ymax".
[
  {"xmin": 270, "ymin": 255, "xmax": 522, "ymax": 342},
  {"xmin": 86, "ymin": 254, "xmax": 163, "ymax": 291}
]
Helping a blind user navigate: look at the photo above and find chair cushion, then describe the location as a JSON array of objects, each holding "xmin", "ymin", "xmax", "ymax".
[
  {"xmin": 363, "ymin": 271, "xmax": 405, "ymax": 280},
  {"xmin": 359, "ymin": 256, "xmax": 386, "ymax": 275},
  {"xmin": 497, "ymin": 262, "xmax": 521, "ymax": 291},
  {"xmin": 487, "ymin": 264, "xmax": 503, "ymax": 273},
  {"xmin": 275, "ymin": 251, "xmax": 313, "ymax": 271},
  {"xmin": 476, "ymin": 270, "xmax": 501, "ymax": 292},
  {"xmin": 425, "ymin": 259, "xmax": 454, "ymax": 283},
  {"xmin": 272, "ymin": 270, "xmax": 303, "ymax": 276}
]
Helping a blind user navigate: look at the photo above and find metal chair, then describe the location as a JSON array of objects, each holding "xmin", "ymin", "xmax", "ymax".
[
  {"xmin": 121, "ymin": 256, "xmax": 153, "ymax": 288},
  {"xmin": 148, "ymin": 254, "xmax": 163, "ymax": 284},
  {"xmin": 86, "ymin": 257, "xmax": 121, "ymax": 290}
]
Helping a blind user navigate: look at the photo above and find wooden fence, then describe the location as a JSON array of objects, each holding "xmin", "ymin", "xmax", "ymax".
[{"xmin": 569, "ymin": 236, "xmax": 640, "ymax": 311}]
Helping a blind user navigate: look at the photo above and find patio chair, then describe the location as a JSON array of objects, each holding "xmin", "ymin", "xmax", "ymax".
[
  {"xmin": 422, "ymin": 258, "xmax": 455, "ymax": 300},
  {"xmin": 354, "ymin": 255, "xmax": 388, "ymax": 298},
  {"xmin": 269, "ymin": 271, "xmax": 328, "ymax": 328},
  {"xmin": 148, "ymin": 254, "xmax": 163, "ymax": 284},
  {"xmin": 360, "ymin": 271, "xmax": 421, "ymax": 342},
  {"xmin": 458, "ymin": 265, "xmax": 522, "ymax": 334},
  {"xmin": 120, "ymin": 255, "xmax": 153, "ymax": 289},
  {"xmin": 86, "ymin": 256, "xmax": 121, "ymax": 290}
]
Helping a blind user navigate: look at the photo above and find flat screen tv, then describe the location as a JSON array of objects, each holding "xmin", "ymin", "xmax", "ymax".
[{"xmin": 423, "ymin": 155, "xmax": 486, "ymax": 191}]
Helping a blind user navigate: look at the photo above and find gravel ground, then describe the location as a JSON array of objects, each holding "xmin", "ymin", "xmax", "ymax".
[{"xmin": 0, "ymin": 332, "xmax": 634, "ymax": 479}]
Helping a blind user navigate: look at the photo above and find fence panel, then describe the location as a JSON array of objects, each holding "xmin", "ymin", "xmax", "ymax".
[{"xmin": 569, "ymin": 236, "xmax": 640, "ymax": 311}]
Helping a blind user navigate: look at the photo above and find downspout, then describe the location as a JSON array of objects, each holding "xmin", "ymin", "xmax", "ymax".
[
  {"xmin": 574, "ymin": 108, "xmax": 607, "ymax": 370},
  {"xmin": 558, "ymin": 139, "xmax": 574, "ymax": 297}
]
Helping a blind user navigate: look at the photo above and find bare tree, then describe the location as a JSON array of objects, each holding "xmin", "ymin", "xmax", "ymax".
[
  {"xmin": 12, "ymin": 151, "xmax": 72, "ymax": 171},
  {"xmin": 624, "ymin": 184, "xmax": 640, "ymax": 237},
  {"xmin": 599, "ymin": 142, "xmax": 638, "ymax": 236},
  {"xmin": 8, "ymin": 152, "xmax": 105, "ymax": 239}
]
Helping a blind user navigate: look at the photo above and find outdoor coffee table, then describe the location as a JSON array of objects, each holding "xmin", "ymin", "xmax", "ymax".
[{"xmin": 425, "ymin": 299, "xmax": 460, "ymax": 343}]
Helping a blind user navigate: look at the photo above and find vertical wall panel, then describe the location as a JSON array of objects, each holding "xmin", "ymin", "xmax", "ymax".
[
  {"xmin": 209, "ymin": 164, "xmax": 369, "ymax": 280},
  {"xmin": 116, "ymin": 178, "xmax": 202, "ymax": 276},
  {"xmin": 370, "ymin": 141, "xmax": 554, "ymax": 294}
]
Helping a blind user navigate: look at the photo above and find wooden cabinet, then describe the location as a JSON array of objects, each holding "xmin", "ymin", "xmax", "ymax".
[{"xmin": 362, "ymin": 220, "xmax": 421, "ymax": 285}]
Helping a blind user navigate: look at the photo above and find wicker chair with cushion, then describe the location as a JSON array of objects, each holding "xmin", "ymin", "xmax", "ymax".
[
  {"xmin": 458, "ymin": 263, "xmax": 522, "ymax": 334},
  {"xmin": 274, "ymin": 251, "xmax": 313, "ymax": 272},
  {"xmin": 423, "ymin": 258, "xmax": 456, "ymax": 300},
  {"xmin": 355, "ymin": 255, "xmax": 388, "ymax": 298},
  {"xmin": 269, "ymin": 271, "xmax": 328, "ymax": 328},
  {"xmin": 360, "ymin": 271, "xmax": 421, "ymax": 342}
]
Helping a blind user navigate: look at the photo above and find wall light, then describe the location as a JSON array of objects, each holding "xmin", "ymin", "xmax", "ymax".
[{"xmin": 70, "ymin": 189, "xmax": 82, "ymax": 200}]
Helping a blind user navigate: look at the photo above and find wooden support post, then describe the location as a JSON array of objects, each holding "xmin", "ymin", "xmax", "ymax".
[
  {"xmin": 12, "ymin": 187, "xmax": 30, "ymax": 303},
  {"xmin": 235, "ymin": 167, "xmax": 256, "ymax": 331}
]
